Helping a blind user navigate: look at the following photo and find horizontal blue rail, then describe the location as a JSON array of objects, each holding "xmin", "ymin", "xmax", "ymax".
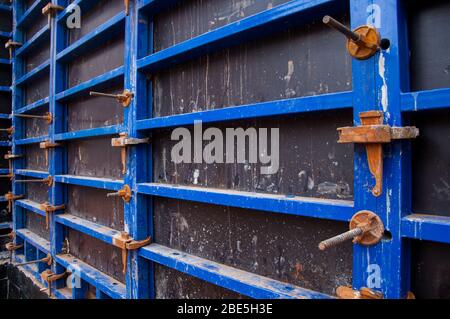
[
  {"xmin": 0, "ymin": 222, "xmax": 12, "ymax": 230},
  {"xmin": 0, "ymin": 31, "xmax": 11, "ymax": 38},
  {"xmin": 16, "ymin": 199, "xmax": 46, "ymax": 218},
  {"xmin": 55, "ymin": 214, "xmax": 121, "ymax": 246},
  {"xmin": 55, "ymin": 66, "xmax": 124, "ymax": 102},
  {"xmin": 55, "ymin": 125, "xmax": 123, "ymax": 141},
  {"xmin": 55, "ymin": 253, "xmax": 126, "ymax": 299},
  {"xmin": 140, "ymin": 244, "xmax": 332, "ymax": 299},
  {"xmin": 0, "ymin": 169, "xmax": 9, "ymax": 175},
  {"xmin": 137, "ymin": 0, "xmax": 334, "ymax": 72},
  {"xmin": 15, "ymin": 25, "xmax": 50, "ymax": 57},
  {"xmin": 0, "ymin": 4, "xmax": 11, "ymax": 12},
  {"xmin": 15, "ymin": 169, "xmax": 49, "ymax": 179},
  {"xmin": 0, "ymin": 86, "xmax": 11, "ymax": 92},
  {"xmin": 0, "ymin": 113, "xmax": 11, "ymax": 119},
  {"xmin": 16, "ymin": 97, "xmax": 49, "ymax": 114},
  {"xmin": 138, "ymin": 183, "xmax": 354, "ymax": 222},
  {"xmin": 16, "ymin": 228, "xmax": 51, "ymax": 254},
  {"xmin": 54, "ymin": 175, "xmax": 124, "ymax": 191},
  {"xmin": 15, "ymin": 59, "xmax": 50, "ymax": 86},
  {"xmin": 17, "ymin": 0, "xmax": 45, "ymax": 28},
  {"xmin": 0, "ymin": 58, "xmax": 11, "ymax": 65},
  {"xmin": 401, "ymin": 214, "xmax": 450, "ymax": 244},
  {"xmin": 401, "ymin": 88, "xmax": 450, "ymax": 112},
  {"xmin": 57, "ymin": 13, "xmax": 126, "ymax": 63},
  {"xmin": 15, "ymin": 135, "xmax": 48, "ymax": 145},
  {"xmin": 0, "ymin": 141, "xmax": 12, "ymax": 147},
  {"xmin": 137, "ymin": 91, "xmax": 352, "ymax": 130}
]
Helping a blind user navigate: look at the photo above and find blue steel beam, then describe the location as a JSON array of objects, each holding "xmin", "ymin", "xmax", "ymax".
[
  {"xmin": 15, "ymin": 135, "xmax": 48, "ymax": 145},
  {"xmin": 16, "ymin": 97, "xmax": 50, "ymax": 114},
  {"xmin": 140, "ymin": 244, "xmax": 332, "ymax": 299},
  {"xmin": 56, "ymin": 13, "xmax": 126, "ymax": 63},
  {"xmin": 0, "ymin": 222, "xmax": 12, "ymax": 230},
  {"xmin": 54, "ymin": 66, "xmax": 124, "ymax": 102},
  {"xmin": 15, "ymin": 169, "xmax": 49, "ymax": 179},
  {"xmin": 0, "ymin": 141, "xmax": 12, "ymax": 147},
  {"xmin": 55, "ymin": 254, "xmax": 126, "ymax": 299},
  {"xmin": 14, "ymin": 59, "xmax": 50, "ymax": 86},
  {"xmin": 16, "ymin": 0, "xmax": 45, "ymax": 28},
  {"xmin": 0, "ymin": 86, "xmax": 11, "ymax": 92},
  {"xmin": 401, "ymin": 214, "xmax": 450, "ymax": 245},
  {"xmin": 0, "ymin": 31, "xmax": 12, "ymax": 38},
  {"xmin": 16, "ymin": 228, "xmax": 51, "ymax": 254},
  {"xmin": 16, "ymin": 199, "xmax": 47, "ymax": 218},
  {"xmin": 54, "ymin": 125, "xmax": 123, "ymax": 142},
  {"xmin": 0, "ymin": 113, "xmax": 11, "ymax": 119},
  {"xmin": 401, "ymin": 88, "xmax": 450, "ymax": 112},
  {"xmin": 54, "ymin": 175, "xmax": 124, "ymax": 191},
  {"xmin": 137, "ymin": 91, "xmax": 352, "ymax": 130},
  {"xmin": 0, "ymin": 58, "xmax": 11, "ymax": 65},
  {"xmin": 0, "ymin": 4, "xmax": 11, "ymax": 12},
  {"xmin": 138, "ymin": 183, "xmax": 354, "ymax": 222},
  {"xmin": 137, "ymin": 0, "xmax": 338, "ymax": 73},
  {"xmin": 15, "ymin": 25, "xmax": 50, "ymax": 57}
]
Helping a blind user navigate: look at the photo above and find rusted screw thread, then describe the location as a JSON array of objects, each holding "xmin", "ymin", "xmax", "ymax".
[
  {"xmin": 319, "ymin": 227, "xmax": 363, "ymax": 250},
  {"xmin": 106, "ymin": 192, "xmax": 120, "ymax": 197},
  {"xmin": 323, "ymin": 15, "xmax": 361, "ymax": 42},
  {"xmin": 90, "ymin": 92, "xmax": 118, "ymax": 98}
]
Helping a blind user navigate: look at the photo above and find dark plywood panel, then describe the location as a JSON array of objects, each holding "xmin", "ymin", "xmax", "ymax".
[
  {"xmin": 24, "ymin": 74, "xmax": 49, "ymax": 105},
  {"xmin": 25, "ymin": 211, "xmax": 50, "ymax": 241},
  {"xmin": 67, "ymin": 85, "xmax": 124, "ymax": 132},
  {"xmin": 411, "ymin": 109, "xmax": 450, "ymax": 216},
  {"xmin": 69, "ymin": 0, "xmax": 124, "ymax": 44},
  {"xmin": 0, "ymin": 92, "xmax": 11, "ymax": 114},
  {"xmin": 0, "ymin": 12, "xmax": 12, "ymax": 33},
  {"xmin": 67, "ymin": 185, "xmax": 124, "ymax": 230},
  {"xmin": 153, "ymin": 14, "xmax": 351, "ymax": 117},
  {"xmin": 155, "ymin": 264, "xmax": 246, "ymax": 299},
  {"xmin": 153, "ymin": 111, "xmax": 354, "ymax": 200},
  {"xmin": 67, "ymin": 36, "xmax": 124, "ymax": 88},
  {"xmin": 67, "ymin": 229, "xmax": 125, "ymax": 283},
  {"xmin": 154, "ymin": 198, "xmax": 353, "ymax": 295},
  {"xmin": 0, "ymin": 38, "xmax": 9, "ymax": 60},
  {"xmin": 408, "ymin": 0, "xmax": 450, "ymax": 91},
  {"xmin": 0, "ymin": 202, "xmax": 9, "ymax": 224},
  {"xmin": 25, "ymin": 182, "xmax": 48, "ymax": 204},
  {"xmin": 24, "ymin": 14, "xmax": 47, "ymax": 41},
  {"xmin": 0, "ymin": 146, "xmax": 9, "ymax": 168},
  {"xmin": 67, "ymin": 137, "xmax": 123, "ymax": 180},
  {"xmin": 0, "ymin": 119, "xmax": 11, "ymax": 142},
  {"xmin": 154, "ymin": 0, "xmax": 291, "ymax": 51},
  {"xmin": 0, "ymin": 65, "xmax": 11, "ymax": 86},
  {"xmin": 25, "ymin": 44, "xmax": 50, "ymax": 73},
  {"xmin": 24, "ymin": 108, "xmax": 49, "ymax": 138},
  {"xmin": 24, "ymin": 144, "xmax": 47, "ymax": 171},
  {"xmin": 411, "ymin": 240, "xmax": 450, "ymax": 299}
]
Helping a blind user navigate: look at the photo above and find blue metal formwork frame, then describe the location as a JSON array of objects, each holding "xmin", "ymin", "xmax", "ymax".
[{"xmin": 8, "ymin": 0, "xmax": 450, "ymax": 299}]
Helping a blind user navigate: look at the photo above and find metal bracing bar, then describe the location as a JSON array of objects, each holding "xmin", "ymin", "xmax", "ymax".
[
  {"xmin": 401, "ymin": 88, "xmax": 450, "ymax": 112},
  {"xmin": 137, "ymin": 183, "xmax": 354, "ymax": 222},
  {"xmin": 16, "ymin": 97, "xmax": 50, "ymax": 114},
  {"xmin": 15, "ymin": 59, "xmax": 50, "ymax": 86},
  {"xmin": 15, "ymin": 229, "xmax": 51, "ymax": 255},
  {"xmin": 140, "ymin": 244, "xmax": 332, "ymax": 299},
  {"xmin": 54, "ymin": 125, "xmax": 124, "ymax": 142},
  {"xmin": 401, "ymin": 214, "xmax": 450, "ymax": 245},
  {"xmin": 53, "ymin": 175, "xmax": 124, "ymax": 191},
  {"xmin": 15, "ymin": 25, "xmax": 50, "ymax": 57},
  {"xmin": 16, "ymin": 0, "xmax": 46, "ymax": 28}
]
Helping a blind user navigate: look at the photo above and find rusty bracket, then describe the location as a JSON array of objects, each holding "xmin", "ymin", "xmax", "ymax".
[
  {"xmin": 124, "ymin": 0, "xmax": 130, "ymax": 15},
  {"xmin": 4, "ymin": 40, "xmax": 22, "ymax": 59},
  {"xmin": 41, "ymin": 269, "xmax": 70, "ymax": 297},
  {"xmin": 15, "ymin": 175, "xmax": 53, "ymax": 187},
  {"xmin": 5, "ymin": 241, "xmax": 23, "ymax": 262},
  {"xmin": 4, "ymin": 152, "xmax": 23, "ymax": 179},
  {"xmin": 4, "ymin": 192, "xmax": 25, "ymax": 213},
  {"xmin": 89, "ymin": 89, "xmax": 134, "ymax": 107},
  {"xmin": 4, "ymin": 152, "xmax": 22, "ymax": 160},
  {"xmin": 336, "ymin": 286, "xmax": 384, "ymax": 299},
  {"xmin": 0, "ymin": 126, "xmax": 14, "ymax": 136},
  {"xmin": 42, "ymin": 3, "xmax": 64, "ymax": 26},
  {"xmin": 337, "ymin": 111, "xmax": 419, "ymax": 196},
  {"xmin": 40, "ymin": 202, "xmax": 65, "ymax": 229},
  {"xmin": 112, "ymin": 232, "xmax": 151, "ymax": 273},
  {"xmin": 112, "ymin": 133, "xmax": 149, "ymax": 174},
  {"xmin": 40, "ymin": 140, "xmax": 61, "ymax": 166},
  {"xmin": 15, "ymin": 253, "xmax": 53, "ymax": 267},
  {"xmin": 107, "ymin": 185, "xmax": 132, "ymax": 202},
  {"xmin": 15, "ymin": 112, "xmax": 53, "ymax": 124},
  {"xmin": 323, "ymin": 16, "xmax": 381, "ymax": 60}
]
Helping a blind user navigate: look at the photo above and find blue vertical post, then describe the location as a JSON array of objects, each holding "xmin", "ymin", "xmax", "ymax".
[
  {"xmin": 351, "ymin": 0, "xmax": 411, "ymax": 298},
  {"xmin": 123, "ymin": 0, "xmax": 152, "ymax": 299},
  {"xmin": 11, "ymin": 0, "xmax": 25, "ymax": 253},
  {"xmin": 49, "ymin": 0, "xmax": 69, "ymax": 293}
]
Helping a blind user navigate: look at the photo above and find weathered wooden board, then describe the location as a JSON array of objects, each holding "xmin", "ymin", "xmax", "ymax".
[
  {"xmin": 154, "ymin": 198, "xmax": 353, "ymax": 296},
  {"xmin": 24, "ymin": 144, "xmax": 47, "ymax": 171},
  {"xmin": 67, "ymin": 185, "xmax": 124, "ymax": 230},
  {"xmin": 25, "ymin": 211, "xmax": 49, "ymax": 241}
]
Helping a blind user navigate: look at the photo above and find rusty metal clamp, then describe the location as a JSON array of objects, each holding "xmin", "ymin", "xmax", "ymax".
[
  {"xmin": 112, "ymin": 232, "xmax": 151, "ymax": 273},
  {"xmin": 337, "ymin": 111, "xmax": 419, "ymax": 196},
  {"xmin": 39, "ymin": 140, "xmax": 61, "ymax": 166},
  {"xmin": 4, "ymin": 40, "xmax": 22, "ymax": 59},
  {"xmin": 0, "ymin": 126, "xmax": 14, "ymax": 136},
  {"xmin": 124, "ymin": 0, "xmax": 130, "ymax": 15},
  {"xmin": 41, "ymin": 269, "xmax": 70, "ymax": 297},
  {"xmin": 15, "ymin": 112, "xmax": 53, "ymax": 124},
  {"xmin": 40, "ymin": 202, "xmax": 65, "ymax": 229},
  {"xmin": 336, "ymin": 286, "xmax": 383, "ymax": 299},
  {"xmin": 112, "ymin": 133, "xmax": 149, "ymax": 174},
  {"xmin": 6, "ymin": 240, "xmax": 23, "ymax": 263},
  {"xmin": 319, "ymin": 210, "xmax": 385, "ymax": 250},
  {"xmin": 15, "ymin": 175, "xmax": 53, "ymax": 187},
  {"xmin": 89, "ymin": 90, "xmax": 134, "ymax": 107},
  {"xmin": 323, "ymin": 15, "xmax": 381, "ymax": 60},
  {"xmin": 15, "ymin": 253, "xmax": 52, "ymax": 267},
  {"xmin": 107, "ymin": 185, "xmax": 132, "ymax": 202},
  {"xmin": 4, "ymin": 192, "xmax": 25, "ymax": 213},
  {"xmin": 42, "ymin": 3, "xmax": 64, "ymax": 26}
]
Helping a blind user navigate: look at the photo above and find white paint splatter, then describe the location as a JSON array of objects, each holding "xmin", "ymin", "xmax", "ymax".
[
  {"xmin": 379, "ymin": 53, "xmax": 388, "ymax": 113},
  {"xmin": 193, "ymin": 169, "xmax": 200, "ymax": 185}
]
